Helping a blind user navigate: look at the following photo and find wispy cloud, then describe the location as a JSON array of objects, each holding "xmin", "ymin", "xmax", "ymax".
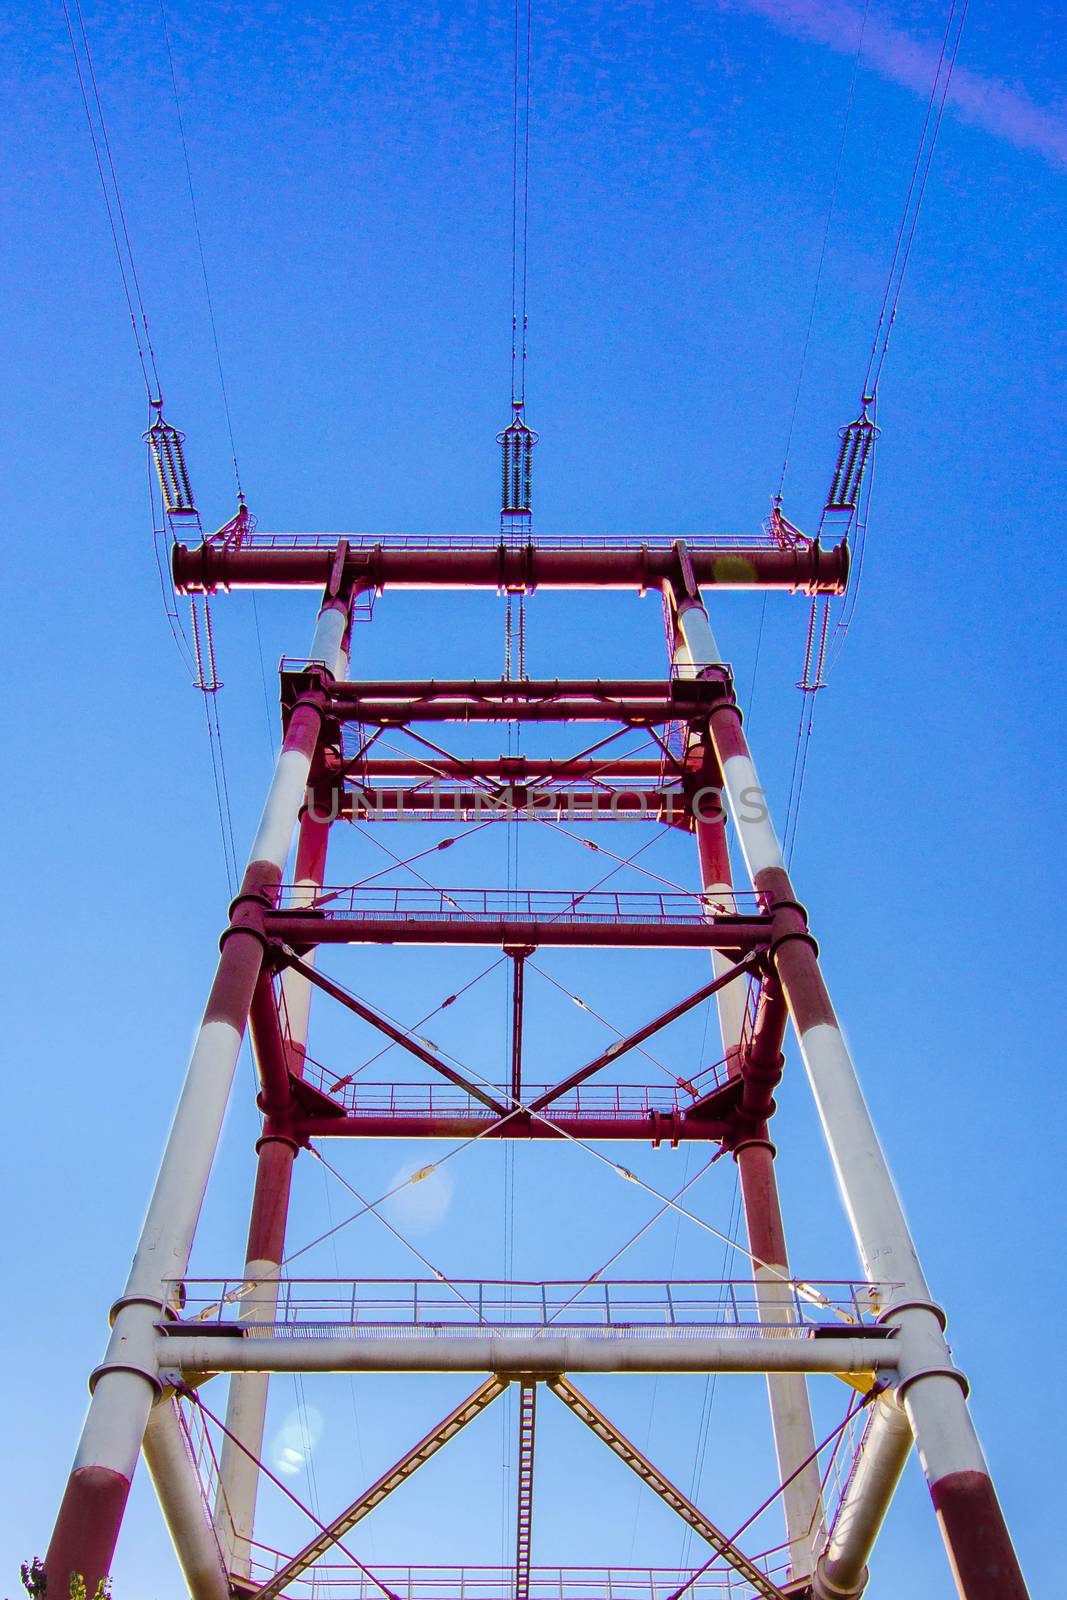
[{"xmin": 732, "ymin": 0, "xmax": 1067, "ymax": 168}]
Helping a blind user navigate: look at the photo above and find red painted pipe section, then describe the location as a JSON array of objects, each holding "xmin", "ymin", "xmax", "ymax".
[
  {"xmin": 44, "ymin": 611, "xmax": 344, "ymax": 1598},
  {"xmin": 247, "ymin": 972, "xmax": 295, "ymax": 1116},
  {"xmin": 687, "ymin": 742, "xmax": 823, "ymax": 1577},
  {"xmin": 931, "ymin": 1473, "xmax": 1028, "ymax": 1600},
  {"xmin": 351, "ymin": 758, "xmax": 667, "ymax": 779},
  {"xmin": 173, "ymin": 540, "xmax": 849, "ymax": 595},
  {"xmin": 296, "ymin": 1113, "xmax": 732, "ymax": 1142},
  {"xmin": 674, "ymin": 602, "xmax": 1030, "ymax": 1600},
  {"xmin": 265, "ymin": 913, "xmax": 771, "ymax": 950}
]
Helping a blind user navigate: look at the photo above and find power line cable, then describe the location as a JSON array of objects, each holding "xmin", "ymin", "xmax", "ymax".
[
  {"xmin": 62, "ymin": 0, "xmax": 163, "ymax": 401},
  {"xmin": 781, "ymin": 0, "xmax": 968, "ymax": 862},
  {"xmin": 159, "ymin": 0, "xmax": 243, "ymax": 497},
  {"xmin": 777, "ymin": 0, "xmax": 871, "ymax": 500},
  {"xmin": 863, "ymin": 0, "xmax": 969, "ymax": 397}
]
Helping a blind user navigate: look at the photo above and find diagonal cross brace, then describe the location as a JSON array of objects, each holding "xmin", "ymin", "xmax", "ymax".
[
  {"xmin": 527, "ymin": 955, "xmax": 758, "ymax": 1113},
  {"xmin": 248, "ymin": 1376, "xmax": 508, "ymax": 1600},
  {"xmin": 276, "ymin": 948, "xmax": 508, "ymax": 1114},
  {"xmin": 547, "ymin": 1377, "xmax": 788, "ymax": 1600}
]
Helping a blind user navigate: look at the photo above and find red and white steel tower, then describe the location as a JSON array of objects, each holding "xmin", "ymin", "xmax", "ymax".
[{"xmin": 43, "ymin": 495, "xmax": 1027, "ymax": 1599}]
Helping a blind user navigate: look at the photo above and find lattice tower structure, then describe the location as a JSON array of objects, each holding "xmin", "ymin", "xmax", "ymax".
[{"xmin": 44, "ymin": 530, "xmax": 1026, "ymax": 1600}]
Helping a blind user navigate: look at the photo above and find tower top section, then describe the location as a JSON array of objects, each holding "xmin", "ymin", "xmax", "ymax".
[{"xmin": 173, "ymin": 532, "xmax": 849, "ymax": 596}]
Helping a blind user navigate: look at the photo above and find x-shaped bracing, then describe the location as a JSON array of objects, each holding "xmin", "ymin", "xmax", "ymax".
[
  {"xmin": 273, "ymin": 943, "xmax": 758, "ymax": 1126},
  {"xmin": 547, "ymin": 1377, "xmax": 788, "ymax": 1600},
  {"xmin": 244, "ymin": 1371, "xmax": 787, "ymax": 1600},
  {"xmin": 248, "ymin": 1375, "xmax": 508, "ymax": 1600}
]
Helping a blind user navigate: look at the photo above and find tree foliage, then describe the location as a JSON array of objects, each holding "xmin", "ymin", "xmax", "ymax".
[{"xmin": 9, "ymin": 1562, "xmax": 111, "ymax": 1600}]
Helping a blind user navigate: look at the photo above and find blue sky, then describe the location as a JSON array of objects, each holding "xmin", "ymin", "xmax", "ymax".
[{"xmin": 2, "ymin": 1, "xmax": 1064, "ymax": 1595}]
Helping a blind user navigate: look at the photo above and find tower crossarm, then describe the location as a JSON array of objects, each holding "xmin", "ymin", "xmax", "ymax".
[
  {"xmin": 317, "ymin": 676, "xmax": 728, "ymax": 727},
  {"xmin": 173, "ymin": 536, "xmax": 849, "ymax": 595}
]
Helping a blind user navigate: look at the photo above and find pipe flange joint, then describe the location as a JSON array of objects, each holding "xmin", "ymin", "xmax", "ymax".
[
  {"xmin": 696, "ymin": 663, "xmax": 735, "ymax": 695},
  {"xmin": 88, "ymin": 1360, "xmax": 164, "ymax": 1399},
  {"xmin": 254, "ymin": 1128, "xmax": 301, "ymax": 1157},
  {"xmin": 876, "ymin": 1298, "xmax": 948, "ymax": 1332},
  {"xmin": 812, "ymin": 1558, "xmax": 869, "ymax": 1600},
  {"xmin": 218, "ymin": 920, "xmax": 271, "ymax": 958},
  {"xmin": 768, "ymin": 925, "xmax": 820, "ymax": 964},
  {"xmin": 108, "ymin": 1292, "xmax": 166, "ymax": 1328},
  {"xmin": 289, "ymin": 687, "xmax": 330, "ymax": 720},
  {"xmin": 730, "ymin": 1134, "xmax": 778, "ymax": 1159},
  {"xmin": 766, "ymin": 893, "xmax": 808, "ymax": 922},
  {"xmin": 896, "ymin": 1364, "xmax": 970, "ymax": 1402}
]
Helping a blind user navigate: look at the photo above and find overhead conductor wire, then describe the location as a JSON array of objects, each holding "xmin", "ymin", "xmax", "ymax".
[
  {"xmin": 782, "ymin": 0, "xmax": 968, "ymax": 862},
  {"xmin": 62, "ymin": 2, "xmax": 247, "ymax": 889},
  {"xmin": 157, "ymin": 2, "xmax": 241, "ymax": 889},
  {"xmin": 62, "ymin": 0, "xmax": 162, "ymax": 402}
]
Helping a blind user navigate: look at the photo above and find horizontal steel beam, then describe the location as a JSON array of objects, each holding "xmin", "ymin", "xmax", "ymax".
[
  {"xmin": 158, "ymin": 1331, "xmax": 896, "ymax": 1375},
  {"xmin": 341, "ymin": 789, "xmax": 684, "ymax": 819},
  {"xmin": 267, "ymin": 911, "xmax": 771, "ymax": 949},
  {"xmin": 334, "ymin": 698, "xmax": 709, "ymax": 725},
  {"xmin": 296, "ymin": 1112, "xmax": 732, "ymax": 1142},
  {"xmin": 348, "ymin": 758, "xmax": 670, "ymax": 779},
  {"xmin": 173, "ymin": 541, "xmax": 848, "ymax": 594},
  {"xmin": 333, "ymin": 678, "xmax": 705, "ymax": 697},
  {"xmin": 322, "ymin": 679, "xmax": 723, "ymax": 726}
]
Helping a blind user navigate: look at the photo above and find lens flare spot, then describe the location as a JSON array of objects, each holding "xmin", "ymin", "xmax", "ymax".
[
  {"xmin": 384, "ymin": 1158, "xmax": 455, "ymax": 1235},
  {"xmin": 270, "ymin": 1405, "xmax": 323, "ymax": 1477}
]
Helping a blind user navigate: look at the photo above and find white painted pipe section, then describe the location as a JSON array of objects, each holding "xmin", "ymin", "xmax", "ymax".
[
  {"xmin": 672, "ymin": 623, "xmax": 749, "ymax": 1058},
  {"xmin": 215, "ymin": 605, "xmax": 353, "ymax": 1576},
  {"xmin": 671, "ymin": 585, "xmax": 1014, "ymax": 1597},
  {"xmin": 813, "ymin": 1395, "xmax": 914, "ymax": 1600},
  {"xmin": 123, "ymin": 1021, "xmax": 245, "ymax": 1301},
  {"xmin": 143, "ymin": 1399, "xmax": 231, "ymax": 1600},
  {"xmin": 245, "ymin": 600, "xmax": 346, "ymax": 876},
  {"xmin": 52, "ymin": 593, "xmax": 348, "ymax": 1589},
  {"xmin": 797, "ymin": 1023, "xmax": 930, "ymax": 1295},
  {"xmin": 752, "ymin": 1269, "xmax": 826, "ymax": 1576},
  {"xmin": 160, "ymin": 1332, "xmax": 897, "ymax": 1376},
  {"xmin": 674, "ymin": 602, "xmax": 786, "ymax": 879},
  {"xmin": 213, "ymin": 1262, "xmax": 282, "ymax": 1577},
  {"xmin": 673, "ymin": 602, "xmax": 823, "ymax": 1577},
  {"xmin": 73, "ymin": 1369, "xmax": 156, "ymax": 1483}
]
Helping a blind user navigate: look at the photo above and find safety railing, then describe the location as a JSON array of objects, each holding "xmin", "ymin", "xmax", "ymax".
[
  {"xmin": 280, "ymin": 886, "xmax": 764, "ymax": 923},
  {"xmin": 241, "ymin": 1561, "xmax": 793, "ymax": 1600},
  {"xmin": 166, "ymin": 1277, "xmax": 896, "ymax": 1332},
  {"xmin": 298, "ymin": 1070, "xmax": 729, "ymax": 1121}
]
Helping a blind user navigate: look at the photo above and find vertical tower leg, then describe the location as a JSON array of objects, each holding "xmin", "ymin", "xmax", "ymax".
[
  {"xmin": 684, "ymin": 738, "xmax": 824, "ymax": 1579},
  {"xmin": 672, "ymin": 587, "xmax": 1028, "ymax": 1600},
  {"xmin": 813, "ymin": 1393, "xmax": 913, "ymax": 1599},
  {"xmin": 675, "ymin": 608, "xmax": 823, "ymax": 1577},
  {"xmin": 44, "ymin": 593, "xmax": 351, "ymax": 1599},
  {"xmin": 142, "ymin": 1399, "xmax": 231, "ymax": 1600},
  {"xmin": 214, "ymin": 619, "xmax": 352, "ymax": 1579}
]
